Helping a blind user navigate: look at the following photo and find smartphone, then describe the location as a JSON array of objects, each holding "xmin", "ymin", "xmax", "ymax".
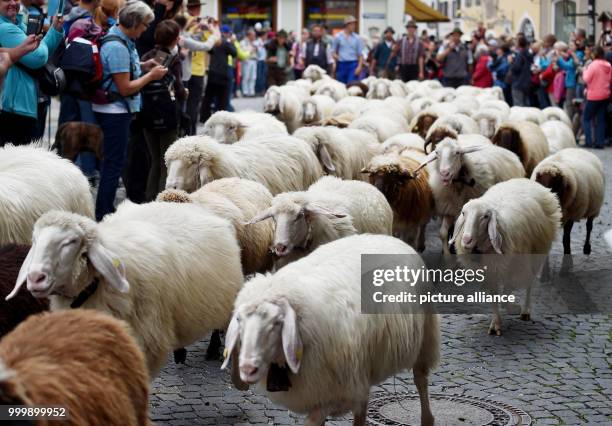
[
  {"xmin": 26, "ymin": 14, "xmax": 45, "ymax": 36},
  {"xmin": 57, "ymin": 0, "xmax": 64, "ymax": 18},
  {"xmin": 154, "ymin": 50, "xmax": 170, "ymax": 66}
]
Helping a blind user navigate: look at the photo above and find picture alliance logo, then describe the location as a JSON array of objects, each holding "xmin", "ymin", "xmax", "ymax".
[{"xmin": 371, "ymin": 265, "xmax": 488, "ymax": 287}]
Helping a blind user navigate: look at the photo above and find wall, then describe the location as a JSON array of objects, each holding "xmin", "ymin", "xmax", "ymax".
[
  {"xmin": 540, "ymin": 0, "xmax": 606, "ymax": 42},
  {"xmin": 459, "ymin": 0, "xmax": 540, "ymax": 39}
]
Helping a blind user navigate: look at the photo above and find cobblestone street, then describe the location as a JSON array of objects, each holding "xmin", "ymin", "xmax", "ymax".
[{"xmin": 144, "ymin": 97, "xmax": 612, "ymax": 426}]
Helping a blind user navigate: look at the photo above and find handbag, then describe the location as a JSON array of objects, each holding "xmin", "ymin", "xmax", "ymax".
[{"xmin": 16, "ymin": 62, "xmax": 66, "ymax": 96}]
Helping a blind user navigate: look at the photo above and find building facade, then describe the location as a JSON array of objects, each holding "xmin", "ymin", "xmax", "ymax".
[{"xmin": 540, "ymin": 0, "xmax": 606, "ymax": 42}]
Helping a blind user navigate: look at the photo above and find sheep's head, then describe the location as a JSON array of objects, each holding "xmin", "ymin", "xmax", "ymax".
[
  {"xmin": 425, "ymin": 126, "xmax": 458, "ymax": 153},
  {"xmin": 473, "ymin": 112, "xmax": 499, "ymax": 139},
  {"xmin": 221, "ymin": 297, "xmax": 302, "ymax": 385},
  {"xmin": 492, "ymin": 126, "xmax": 524, "ymax": 163},
  {"xmin": 165, "ymin": 136, "xmax": 217, "ymax": 192},
  {"xmin": 303, "ymin": 64, "xmax": 326, "ymax": 81},
  {"xmin": 202, "ymin": 113, "xmax": 244, "ymax": 144},
  {"xmin": 264, "ymin": 87, "xmax": 281, "ymax": 114},
  {"xmin": 363, "ymin": 154, "xmax": 418, "ymax": 195},
  {"xmin": 412, "ymin": 113, "xmax": 437, "ymax": 139},
  {"xmin": 6, "ymin": 211, "xmax": 129, "ymax": 302},
  {"xmin": 534, "ymin": 166, "xmax": 567, "ymax": 205},
  {"xmin": 246, "ymin": 195, "xmax": 346, "ymax": 257},
  {"xmin": 450, "ymin": 200, "xmax": 502, "ymax": 254},
  {"xmin": 417, "ymin": 138, "xmax": 482, "ymax": 187},
  {"xmin": 372, "ymin": 81, "xmax": 391, "ymax": 99},
  {"xmin": 301, "ymin": 100, "xmax": 318, "ymax": 124}
]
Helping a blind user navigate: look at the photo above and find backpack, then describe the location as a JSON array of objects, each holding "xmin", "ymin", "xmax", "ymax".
[{"xmin": 140, "ymin": 52, "xmax": 178, "ymax": 131}]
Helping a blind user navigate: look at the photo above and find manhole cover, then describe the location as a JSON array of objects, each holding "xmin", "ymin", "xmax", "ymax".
[{"xmin": 368, "ymin": 392, "xmax": 531, "ymax": 426}]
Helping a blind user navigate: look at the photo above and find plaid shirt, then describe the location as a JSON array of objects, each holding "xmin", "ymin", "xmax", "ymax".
[{"xmin": 397, "ymin": 36, "xmax": 424, "ymax": 66}]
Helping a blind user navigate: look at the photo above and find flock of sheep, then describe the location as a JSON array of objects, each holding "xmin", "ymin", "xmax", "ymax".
[{"xmin": 0, "ymin": 63, "xmax": 606, "ymax": 425}]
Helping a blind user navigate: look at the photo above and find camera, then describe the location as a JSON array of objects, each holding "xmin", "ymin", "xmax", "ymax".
[{"xmin": 26, "ymin": 14, "xmax": 45, "ymax": 36}]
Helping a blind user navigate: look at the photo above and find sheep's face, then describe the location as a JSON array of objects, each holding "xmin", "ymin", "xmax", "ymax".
[
  {"xmin": 224, "ymin": 299, "xmax": 302, "ymax": 385},
  {"xmin": 477, "ymin": 117, "xmax": 496, "ymax": 139},
  {"xmin": 204, "ymin": 122, "xmax": 240, "ymax": 144},
  {"xmin": 166, "ymin": 159, "xmax": 200, "ymax": 192},
  {"xmin": 426, "ymin": 127, "xmax": 457, "ymax": 152},
  {"xmin": 302, "ymin": 101, "xmax": 317, "ymax": 123},
  {"xmin": 373, "ymin": 82, "xmax": 390, "ymax": 99},
  {"xmin": 264, "ymin": 90, "xmax": 281, "ymax": 114},
  {"xmin": 434, "ymin": 140, "xmax": 463, "ymax": 186},
  {"xmin": 272, "ymin": 206, "xmax": 310, "ymax": 257},
  {"xmin": 453, "ymin": 201, "xmax": 501, "ymax": 254},
  {"xmin": 414, "ymin": 114, "xmax": 436, "ymax": 139}
]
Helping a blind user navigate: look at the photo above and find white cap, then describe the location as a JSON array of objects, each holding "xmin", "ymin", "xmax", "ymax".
[{"xmin": 254, "ymin": 22, "xmax": 263, "ymax": 31}]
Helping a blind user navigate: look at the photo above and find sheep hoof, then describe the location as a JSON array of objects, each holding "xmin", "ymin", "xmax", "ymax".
[
  {"xmin": 583, "ymin": 244, "xmax": 591, "ymax": 255},
  {"xmin": 173, "ymin": 348, "xmax": 187, "ymax": 364},
  {"xmin": 520, "ymin": 313, "xmax": 531, "ymax": 321}
]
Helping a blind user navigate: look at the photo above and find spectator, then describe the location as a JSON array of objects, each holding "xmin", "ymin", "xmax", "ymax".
[
  {"xmin": 240, "ymin": 28, "xmax": 258, "ymax": 97},
  {"xmin": 266, "ymin": 29, "xmax": 292, "ymax": 86},
  {"xmin": 436, "ymin": 28, "xmax": 472, "ymax": 88},
  {"xmin": 225, "ymin": 25, "xmax": 249, "ymax": 112},
  {"xmin": 302, "ymin": 24, "xmax": 332, "ymax": 73},
  {"xmin": 136, "ymin": 0, "xmax": 182, "ymax": 56},
  {"xmin": 332, "ymin": 15, "xmax": 363, "ymax": 84},
  {"xmin": 92, "ymin": 1, "xmax": 167, "ymax": 220},
  {"xmin": 472, "ymin": 44, "xmax": 493, "ymax": 88},
  {"xmin": 582, "ymin": 46, "xmax": 611, "ymax": 149},
  {"xmin": 0, "ymin": 1, "xmax": 64, "ymax": 146},
  {"xmin": 370, "ymin": 26, "xmax": 396, "ymax": 78},
  {"xmin": 489, "ymin": 43, "xmax": 512, "ymax": 104},
  {"xmin": 291, "ymin": 28, "xmax": 308, "ymax": 79},
  {"xmin": 393, "ymin": 20, "xmax": 424, "ymax": 82},
  {"xmin": 254, "ymin": 29, "xmax": 268, "ymax": 94},
  {"xmin": 540, "ymin": 54, "xmax": 560, "ymax": 107},
  {"xmin": 199, "ymin": 23, "xmax": 236, "ymax": 124},
  {"xmin": 475, "ymin": 21, "xmax": 486, "ymax": 41},
  {"xmin": 573, "ymin": 28, "xmax": 587, "ymax": 62},
  {"xmin": 0, "ymin": 34, "xmax": 39, "ymax": 91},
  {"xmin": 509, "ymin": 35, "xmax": 533, "ymax": 106},
  {"xmin": 94, "ymin": 0, "xmax": 121, "ymax": 32},
  {"xmin": 141, "ymin": 19, "xmax": 186, "ymax": 200},
  {"xmin": 63, "ymin": 0, "xmax": 99, "ymax": 33},
  {"xmin": 555, "ymin": 40, "xmax": 580, "ymax": 119}
]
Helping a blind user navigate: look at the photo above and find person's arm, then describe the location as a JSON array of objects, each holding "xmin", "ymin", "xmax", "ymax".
[
  {"xmin": 332, "ymin": 36, "xmax": 339, "ymax": 61},
  {"xmin": 0, "ymin": 34, "xmax": 39, "ymax": 63},
  {"xmin": 181, "ymin": 30, "xmax": 219, "ymax": 52},
  {"xmin": 355, "ymin": 37, "xmax": 364, "ymax": 76},
  {"xmin": 418, "ymin": 42, "xmax": 425, "ymax": 79},
  {"xmin": 369, "ymin": 44, "xmax": 379, "ymax": 74},
  {"xmin": 225, "ymin": 40, "xmax": 237, "ymax": 58},
  {"xmin": 436, "ymin": 43, "xmax": 452, "ymax": 62}
]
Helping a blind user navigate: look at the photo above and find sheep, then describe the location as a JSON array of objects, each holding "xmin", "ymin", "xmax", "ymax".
[
  {"xmin": 301, "ymin": 95, "xmax": 335, "ymax": 125},
  {"xmin": 472, "ymin": 109, "xmax": 505, "ymax": 139},
  {"xmin": 202, "ymin": 111, "xmax": 288, "ymax": 144},
  {"xmin": 359, "ymin": 100, "xmax": 408, "ymax": 125},
  {"xmin": 367, "ymin": 78, "xmax": 393, "ymax": 99},
  {"xmin": 0, "ymin": 144, "xmax": 94, "ymax": 246},
  {"xmin": 479, "ymin": 99, "xmax": 511, "ymax": 117},
  {"xmin": 409, "ymin": 96, "xmax": 434, "ymax": 114},
  {"xmin": 363, "ymin": 149, "xmax": 434, "ymax": 251},
  {"xmin": 346, "ymin": 81, "xmax": 369, "ymax": 97},
  {"xmin": 508, "ymin": 106, "xmax": 546, "ymax": 125},
  {"xmin": 0, "ymin": 244, "xmax": 48, "ymax": 338},
  {"xmin": 331, "ymin": 96, "xmax": 368, "ymax": 118},
  {"xmin": 381, "ymin": 133, "xmax": 426, "ymax": 154},
  {"xmin": 349, "ymin": 112, "xmax": 409, "ymax": 143},
  {"xmin": 542, "ymin": 106, "xmax": 572, "ymax": 128},
  {"xmin": 264, "ymin": 85, "xmax": 310, "ymax": 133},
  {"xmin": 7, "ymin": 202, "xmax": 244, "ymax": 378},
  {"xmin": 157, "ymin": 177, "xmax": 274, "ymax": 274},
  {"xmin": 164, "ymin": 135, "xmax": 323, "ymax": 195},
  {"xmin": 540, "ymin": 121, "xmax": 576, "ymax": 154},
  {"xmin": 424, "ymin": 114, "xmax": 480, "ymax": 151},
  {"xmin": 409, "ymin": 110, "xmax": 440, "ymax": 139},
  {"xmin": 455, "ymin": 85, "xmax": 481, "ymax": 97},
  {"xmin": 429, "ymin": 87, "xmax": 456, "ymax": 103},
  {"xmin": 0, "ymin": 309, "xmax": 150, "ymax": 425},
  {"xmin": 302, "ymin": 64, "xmax": 328, "ymax": 81},
  {"xmin": 532, "ymin": 148, "xmax": 604, "ymax": 255},
  {"xmin": 491, "ymin": 121, "xmax": 550, "ymax": 176},
  {"xmin": 383, "ymin": 96, "xmax": 414, "ymax": 122},
  {"xmin": 417, "ymin": 138, "xmax": 525, "ymax": 254},
  {"xmin": 292, "ymin": 126, "xmax": 380, "ymax": 180},
  {"xmin": 390, "ymin": 79, "xmax": 409, "ymax": 96},
  {"xmin": 287, "ymin": 78, "xmax": 314, "ymax": 93},
  {"xmin": 451, "ymin": 96, "xmax": 480, "ymax": 116},
  {"xmin": 52, "ymin": 121, "xmax": 104, "ymax": 162},
  {"xmin": 246, "ymin": 176, "xmax": 393, "ymax": 269},
  {"xmin": 450, "ymin": 178, "xmax": 561, "ymax": 334},
  {"xmin": 314, "ymin": 79, "xmax": 349, "ymax": 101},
  {"xmin": 428, "ymin": 102, "xmax": 459, "ymax": 117},
  {"xmin": 221, "ymin": 234, "xmax": 440, "ymax": 426}
]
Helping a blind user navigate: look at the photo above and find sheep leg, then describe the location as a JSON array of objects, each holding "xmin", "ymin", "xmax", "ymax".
[
  {"xmin": 173, "ymin": 348, "xmax": 187, "ymax": 364},
  {"xmin": 539, "ymin": 254, "xmax": 551, "ymax": 283},
  {"xmin": 520, "ymin": 284, "xmax": 532, "ymax": 321},
  {"xmin": 304, "ymin": 409, "xmax": 326, "ymax": 426},
  {"xmin": 413, "ymin": 367, "xmax": 434, "ymax": 426},
  {"xmin": 583, "ymin": 217, "xmax": 593, "ymax": 255},
  {"xmin": 353, "ymin": 400, "xmax": 369, "ymax": 426},
  {"xmin": 488, "ymin": 303, "xmax": 502, "ymax": 336},
  {"xmin": 563, "ymin": 220, "xmax": 574, "ymax": 255},
  {"xmin": 205, "ymin": 330, "xmax": 222, "ymax": 360},
  {"xmin": 440, "ymin": 216, "xmax": 453, "ymax": 255}
]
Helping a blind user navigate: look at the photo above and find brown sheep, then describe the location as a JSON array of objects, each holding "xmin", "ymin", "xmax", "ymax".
[
  {"xmin": 491, "ymin": 121, "xmax": 549, "ymax": 176},
  {"xmin": 410, "ymin": 112, "xmax": 438, "ymax": 139},
  {"xmin": 424, "ymin": 127, "xmax": 458, "ymax": 153},
  {"xmin": 0, "ymin": 309, "xmax": 150, "ymax": 426},
  {"xmin": 363, "ymin": 150, "xmax": 434, "ymax": 251},
  {"xmin": 52, "ymin": 122, "xmax": 104, "ymax": 162},
  {"xmin": 0, "ymin": 244, "xmax": 48, "ymax": 338}
]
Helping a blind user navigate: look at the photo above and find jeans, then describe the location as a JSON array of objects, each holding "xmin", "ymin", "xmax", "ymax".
[
  {"xmin": 144, "ymin": 128, "xmax": 176, "ymax": 201},
  {"xmin": 185, "ymin": 75, "xmax": 204, "ymax": 135},
  {"xmin": 94, "ymin": 112, "xmax": 132, "ymax": 221},
  {"xmin": 241, "ymin": 60, "xmax": 257, "ymax": 96},
  {"xmin": 255, "ymin": 60, "xmax": 267, "ymax": 94},
  {"xmin": 537, "ymin": 86, "xmax": 551, "ymax": 109},
  {"xmin": 582, "ymin": 99, "xmax": 608, "ymax": 148},
  {"xmin": 399, "ymin": 64, "xmax": 419, "ymax": 82},
  {"xmin": 58, "ymin": 93, "xmax": 98, "ymax": 178},
  {"xmin": 227, "ymin": 67, "xmax": 235, "ymax": 113},
  {"xmin": 512, "ymin": 88, "xmax": 529, "ymax": 107},
  {"xmin": 335, "ymin": 60, "xmax": 358, "ymax": 84}
]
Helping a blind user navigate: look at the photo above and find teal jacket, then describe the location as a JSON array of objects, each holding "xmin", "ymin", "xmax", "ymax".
[{"xmin": 0, "ymin": 15, "xmax": 63, "ymax": 119}]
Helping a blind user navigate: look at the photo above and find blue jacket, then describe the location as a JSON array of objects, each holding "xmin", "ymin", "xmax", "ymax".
[
  {"xmin": 510, "ymin": 49, "xmax": 533, "ymax": 91},
  {"xmin": 489, "ymin": 55, "xmax": 510, "ymax": 89},
  {"xmin": 0, "ymin": 15, "xmax": 63, "ymax": 118}
]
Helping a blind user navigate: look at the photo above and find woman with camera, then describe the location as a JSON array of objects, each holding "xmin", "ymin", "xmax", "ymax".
[{"xmin": 0, "ymin": 0, "xmax": 64, "ymax": 146}]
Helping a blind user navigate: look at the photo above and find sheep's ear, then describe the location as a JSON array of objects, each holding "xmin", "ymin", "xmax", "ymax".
[
  {"xmin": 6, "ymin": 246, "xmax": 35, "ymax": 301},
  {"xmin": 317, "ymin": 145, "xmax": 336, "ymax": 173},
  {"xmin": 197, "ymin": 165, "xmax": 209, "ymax": 189},
  {"xmin": 488, "ymin": 211, "xmax": 503, "ymax": 254},
  {"xmin": 245, "ymin": 208, "xmax": 273, "ymax": 225},
  {"xmin": 280, "ymin": 300, "xmax": 302, "ymax": 374},
  {"xmin": 221, "ymin": 312, "xmax": 240, "ymax": 370},
  {"xmin": 360, "ymin": 167, "xmax": 371, "ymax": 174},
  {"xmin": 415, "ymin": 151, "xmax": 437, "ymax": 173},
  {"xmin": 87, "ymin": 241, "xmax": 130, "ymax": 293},
  {"xmin": 449, "ymin": 212, "xmax": 465, "ymax": 246},
  {"xmin": 460, "ymin": 144, "xmax": 484, "ymax": 155},
  {"xmin": 305, "ymin": 204, "xmax": 347, "ymax": 218}
]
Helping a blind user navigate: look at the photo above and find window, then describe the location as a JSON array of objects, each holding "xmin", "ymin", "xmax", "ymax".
[
  {"xmin": 452, "ymin": 0, "xmax": 458, "ymax": 17},
  {"xmin": 465, "ymin": 0, "xmax": 472, "ymax": 7},
  {"xmin": 437, "ymin": 0, "xmax": 448, "ymax": 16},
  {"xmin": 475, "ymin": 0, "xmax": 481, "ymax": 5},
  {"xmin": 304, "ymin": 1, "xmax": 359, "ymax": 33},
  {"xmin": 220, "ymin": 0, "xmax": 275, "ymax": 35},
  {"xmin": 553, "ymin": 0, "xmax": 576, "ymax": 42}
]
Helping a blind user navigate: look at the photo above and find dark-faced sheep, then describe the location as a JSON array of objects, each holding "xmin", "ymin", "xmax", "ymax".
[{"xmin": 491, "ymin": 121, "xmax": 549, "ymax": 176}]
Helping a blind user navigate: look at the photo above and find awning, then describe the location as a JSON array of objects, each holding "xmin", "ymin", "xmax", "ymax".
[{"xmin": 405, "ymin": 0, "xmax": 451, "ymax": 23}]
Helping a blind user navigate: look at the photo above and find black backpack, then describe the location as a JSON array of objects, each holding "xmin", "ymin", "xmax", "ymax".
[{"xmin": 140, "ymin": 60, "xmax": 178, "ymax": 131}]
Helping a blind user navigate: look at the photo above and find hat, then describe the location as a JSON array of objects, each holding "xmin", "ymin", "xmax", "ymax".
[
  {"xmin": 405, "ymin": 20, "xmax": 418, "ymax": 28},
  {"xmin": 450, "ymin": 27, "xmax": 463, "ymax": 35},
  {"xmin": 186, "ymin": 0, "xmax": 206, "ymax": 7},
  {"xmin": 277, "ymin": 29, "xmax": 288, "ymax": 38},
  {"xmin": 254, "ymin": 22, "xmax": 262, "ymax": 31},
  {"xmin": 383, "ymin": 26, "xmax": 395, "ymax": 34},
  {"xmin": 343, "ymin": 15, "xmax": 357, "ymax": 26},
  {"xmin": 221, "ymin": 25, "xmax": 231, "ymax": 34}
]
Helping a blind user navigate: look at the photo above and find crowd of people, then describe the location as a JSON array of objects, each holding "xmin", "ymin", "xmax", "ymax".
[{"xmin": 0, "ymin": 0, "xmax": 610, "ymax": 222}]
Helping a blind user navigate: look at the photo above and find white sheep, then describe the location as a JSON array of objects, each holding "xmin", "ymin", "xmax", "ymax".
[
  {"xmin": 202, "ymin": 111, "xmax": 288, "ymax": 144},
  {"xmin": 451, "ymin": 95, "xmax": 480, "ymax": 116},
  {"xmin": 366, "ymin": 78, "xmax": 392, "ymax": 99},
  {"xmin": 0, "ymin": 145, "xmax": 94, "ymax": 246},
  {"xmin": 418, "ymin": 137, "xmax": 525, "ymax": 253},
  {"xmin": 508, "ymin": 106, "xmax": 545, "ymax": 125},
  {"xmin": 424, "ymin": 113, "xmax": 480, "ymax": 151},
  {"xmin": 381, "ymin": 133, "xmax": 426, "ymax": 154},
  {"xmin": 451, "ymin": 178, "xmax": 561, "ymax": 334},
  {"xmin": 429, "ymin": 87, "xmax": 457, "ymax": 103},
  {"xmin": 292, "ymin": 126, "xmax": 380, "ymax": 180},
  {"xmin": 221, "ymin": 234, "xmax": 439, "ymax": 426},
  {"xmin": 314, "ymin": 79, "xmax": 348, "ymax": 101},
  {"xmin": 287, "ymin": 78, "xmax": 314, "ymax": 93},
  {"xmin": 157, "ymin": 177, "xmax": 274, "ymax": 275},
  {"xmin": 428, "ymin": 102, "xmax": 459, "ymax": 118},
  {"xmin": 472, "ymin": 109, "xmax": 506, "ymax": 139},
  {"xmin": 349, "ymin": 112, "xmax": 409, "ymax": 143},
  {"xmin": 479, "ymin": 99, "xmax": 511, "ymax": 117},
  {"xmin": 409, "ymin": 97, "xmax": 434, "ymax": 114},
  {"xmin": 246, "ymin": 176, "xmax": 393, "ymax": 268},
  {"xmin": 7, "ymin": 202, "xmax": 244, "ymax": 378},
  {"xmin": 264, "ymin": 85, "xmax": 310, "ymax": 133},
  {"xmin": 164, "ymin": 135, "xmax": 323, "ymax": 195},
  {"xmin": 532, "ymin": 148, "xmax": 604, "ymax": 255},
  {"xmin": 383, "ymin": 96, "xmax": 414, "ymax": 122},
  {"xmin": 329, "ymin": 96, "xmax": 368, "ymax": 123},
  {"xmin": 302, "ymin": 64, "xmax": 328, "ymax": 81},
  {"xmin": 301, "ymin": 95, "xmax": 335, "ymax": 125},
  {"xmin": 542, "ymin": 106, "xmax": 572, "ymax": 128},
  {"xmin": 540, "ymin": 121, "xmax": 576, "ymax": 154},
  {"xmin": 347, "ymin": 85, "xmax": 365, "ymax": 96},
  {"xmin": 455, "ymin": 85, "xmax": 481, "ymax": 97},
  {"xmin": 492, "ymin": 120, "xmax": 550, "ymax": 176}
]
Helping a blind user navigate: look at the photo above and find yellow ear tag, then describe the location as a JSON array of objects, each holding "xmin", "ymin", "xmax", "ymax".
[
  {"xmin": 296, "ymin": 350, "xmax": 302, "ymax": 361},
  {"xmin": 112, "ymin": 259, "xmax": 121, "ymax": 269},
  {"xmin": 223, "ymin": 348, "xmax": 228, "ymax": 359}
]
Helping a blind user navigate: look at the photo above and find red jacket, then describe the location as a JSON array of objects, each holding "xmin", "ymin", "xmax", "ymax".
[
  {"xmin": 472, "ymin": 54, "xmax": 493, "ymax": 88},
  {"xmin": 540, "ymin": 63, "xmax": 557, "ymax": 94}
]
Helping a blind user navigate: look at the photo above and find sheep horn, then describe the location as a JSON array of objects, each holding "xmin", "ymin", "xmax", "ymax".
[
  {"xmin": 414, "ymin": 152, "xmax": 437, "ymax": 173},
  {"xmin": 244, "ymin": 209, "xmax": 273, "ymax": 225}
]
